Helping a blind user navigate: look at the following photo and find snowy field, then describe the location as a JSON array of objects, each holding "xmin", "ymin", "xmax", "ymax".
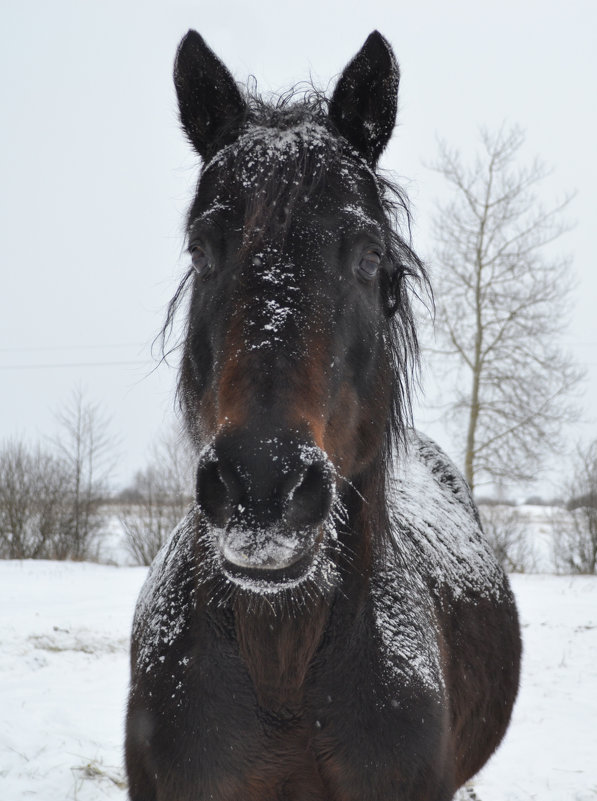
[{"xmin": 0, "ymin": 560, "xmax": 595, "ymax": 801}]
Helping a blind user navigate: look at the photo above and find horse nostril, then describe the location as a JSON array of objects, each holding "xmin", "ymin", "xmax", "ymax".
[
  {"xmin": 285, "ymin": 461, "xmax": 334, "ymax": 530},
  {"xmin": 197, "ymin": 439, "xmax": 334, "ymax": 534},
  {"xmin": 196, "ymin": 460, "xmax": 233, "ymax": 528}
]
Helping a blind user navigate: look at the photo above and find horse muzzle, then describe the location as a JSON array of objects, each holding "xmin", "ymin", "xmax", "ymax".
[{"xmin": 196, "ymin": 430, "xmax": 335, "ymax": 581}]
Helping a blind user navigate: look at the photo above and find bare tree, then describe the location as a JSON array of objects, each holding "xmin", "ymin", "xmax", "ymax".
[
  {"xmin": 119, "ymin": 425, "xmax": 194, "ymax": 565},
  {"xmin": 478, "ymin": 504, "xmax": 534, "ymax": 573},
  {"xmin": 0, "ymin": 439, "xmax": 72, "ymax": 559},
  {"xmin": 53, "ymin": 387, "xmax": 117, "ymax": 559},
  {"xmin": 553, "ymin": 440, "xmax": 597, "ymax": 574},
  {"xmin": 427, "ymin": 125, "xmax": 582, "ymax": 492}
]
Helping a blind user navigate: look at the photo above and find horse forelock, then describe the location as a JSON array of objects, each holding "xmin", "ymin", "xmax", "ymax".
[{"xmin": 198, "ymin": 114, "xmax": 377, "ymax": 255}]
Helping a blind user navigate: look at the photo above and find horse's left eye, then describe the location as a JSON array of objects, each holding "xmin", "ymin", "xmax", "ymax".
[
  {"xmin": 358, "ymin": 250, "xmax": 381, "ymax": 281},
  {"xmin": 190, "ymin": 244, "xmax": 210, "ymax": 275}
]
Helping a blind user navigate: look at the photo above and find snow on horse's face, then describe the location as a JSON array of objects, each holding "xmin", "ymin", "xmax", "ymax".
[{"xmin": 174, "ymin": 31, "xmax": 419, "ymax": 586}]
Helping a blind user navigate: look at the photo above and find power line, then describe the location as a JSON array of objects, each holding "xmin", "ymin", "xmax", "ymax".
[
  {"xmin": 0, "ymin": 361, "xmax": 150, "ymax": 371},
  {"xmin": 0, "ymin": 342, "xmax": 146, "ymax": 353}
]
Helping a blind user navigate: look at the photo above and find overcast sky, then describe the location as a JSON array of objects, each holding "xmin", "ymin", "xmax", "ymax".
[{"xmin": 1, "ymin": 0, "xmax": 595, "ymax": 495}]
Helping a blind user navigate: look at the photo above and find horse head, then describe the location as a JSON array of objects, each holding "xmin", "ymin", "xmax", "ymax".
[{"xmin": 172, "ymin": 31, "xmax": 423, "ymax": 588}]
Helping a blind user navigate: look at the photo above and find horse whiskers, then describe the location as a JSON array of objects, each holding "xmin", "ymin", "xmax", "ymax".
[{"xmin": 334, "ymin": 471, "xmax": 368, "ymax": 505}]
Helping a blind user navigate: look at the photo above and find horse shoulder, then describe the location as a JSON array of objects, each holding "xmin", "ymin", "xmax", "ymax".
[{"xmin": 387, "ymin": 430, "xmax": 521, "ymax": 784}]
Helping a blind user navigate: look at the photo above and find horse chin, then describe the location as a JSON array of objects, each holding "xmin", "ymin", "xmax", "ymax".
[{"xmin": 216, "ymin": 524, "xmax": 323, "ymax": 591}]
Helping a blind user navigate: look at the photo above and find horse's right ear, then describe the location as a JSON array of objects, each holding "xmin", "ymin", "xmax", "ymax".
[
  {"xmin": 329, "ymin": 31, "xmax": 399, "ymax": 165},
  {"xmin": 174, "ymin": 31, "xmax": 246, "ymax": 159}
]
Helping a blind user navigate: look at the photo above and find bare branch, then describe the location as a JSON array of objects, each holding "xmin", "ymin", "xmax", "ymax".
[{"xmin": 425, "ymin": 124, "xmax": 583, "ymax": 491}]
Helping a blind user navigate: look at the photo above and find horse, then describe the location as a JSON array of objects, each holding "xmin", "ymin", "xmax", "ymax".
[{"xmin": 125, "ymin": 30, "xmax": 521, "ymax": 801}]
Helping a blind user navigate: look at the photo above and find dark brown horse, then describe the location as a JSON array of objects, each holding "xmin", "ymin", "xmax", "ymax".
[{"xmin": 126, "ymin": 30, "xmax": 520, "ymax": 801}]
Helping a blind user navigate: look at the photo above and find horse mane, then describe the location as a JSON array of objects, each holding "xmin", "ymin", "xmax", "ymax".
[{"xmin": 159, "ymin": 82, "xmax": 430, "ymax": 483}]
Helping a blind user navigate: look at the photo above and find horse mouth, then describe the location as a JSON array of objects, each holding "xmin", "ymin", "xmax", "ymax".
[{"xmin": 216, "ymin": 524, "xmax": 323, "ymax": 588}]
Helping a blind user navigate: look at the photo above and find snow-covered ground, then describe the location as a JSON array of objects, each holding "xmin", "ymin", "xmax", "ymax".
[
  {"xmin": 0, "ymin": 560, "xmax": 595, "ymax": 800},
  {"xmin": 0, "ymin": 561, "xmax": 146, "ymax": 800},
  {"xmin": 477, "ymin": 574, "xmax": 597, "ymax": 801}
]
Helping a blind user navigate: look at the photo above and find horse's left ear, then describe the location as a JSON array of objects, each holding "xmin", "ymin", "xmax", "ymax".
[
  {"xmin": 174, "ymin": 30, "xmax": 247, "ymax": 160},
  {"xmin": 329, "ymin": 31, "xmax": 399, "ymax": 165}
]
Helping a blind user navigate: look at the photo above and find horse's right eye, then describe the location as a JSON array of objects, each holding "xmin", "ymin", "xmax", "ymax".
[
  {"xmin": 357, "ymin": 250, "xmax": 381, "ymax": 282},
  {"xmin": 190, "ymin": 245, "xmax": 210, "ymax": 275}
]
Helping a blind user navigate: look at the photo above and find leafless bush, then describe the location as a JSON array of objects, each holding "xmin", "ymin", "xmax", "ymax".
[
  {"xmin": 478, "ymin": 504, "xmax": 534, "ymax": 573},
  {"xmin": 0, "ymin": 388, "xmax": 117, "ymax": 561},
  {"xmin": 553, "ymin": 441, "xmax": 597, "ymax": 574},
  {"xmin": 120, "ymin": 427, "xmax": 194, "ymax": 566},
  {"xmin": 0, "ymin": 440, "xmax": 73, "ymax": 559}
]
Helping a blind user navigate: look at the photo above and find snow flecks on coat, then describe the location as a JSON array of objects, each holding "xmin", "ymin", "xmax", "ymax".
[
  {"xmin": 368, "ymin": 430, "xmax": 507, "ymax": 700},
  {"xmin": 372, "ymin": 559, "xmax": 444, "ymax": 698},
  {"xmin": 389, "ymin": 430, "xmax": 504, "ymax": 603},
  {"xmin": 131, "ymin": 515, "xmax": 197, "ymax": 677},
  {"xmin": 131, "ymin": 430, "xmax": 505, "ymax": 701}
]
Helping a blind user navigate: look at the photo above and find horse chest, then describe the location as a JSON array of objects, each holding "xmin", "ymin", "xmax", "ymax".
[
  {"xmin": 144, "ymin": 599, "xmax": 447, "ymax": 801},
  {"xmin": 186, "ymin": 721, "xmax": 332, "ymax": 801},
  {"xmin": 151, "ymin": 676, "xmax": 409, "ymax": 801}
]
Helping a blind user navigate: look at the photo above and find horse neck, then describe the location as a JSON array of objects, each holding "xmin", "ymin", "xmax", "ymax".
[
  {"xmin": 233, "ymin": 593, "xmax": 331, "ymax": 713},
  {"xmin": 338, "ymin": 452, "xmax": 390, "ymax": 596}
]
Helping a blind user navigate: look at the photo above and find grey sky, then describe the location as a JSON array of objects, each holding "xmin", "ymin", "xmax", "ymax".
[{"xmin": 1, "ymin": 0, "xmax": 595, "ymax": 493}]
